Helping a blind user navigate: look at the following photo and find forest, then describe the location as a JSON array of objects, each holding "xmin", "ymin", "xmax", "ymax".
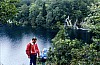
[{"xmin": 0, "ymin": 0, "xmax": 100, "ymax": 65}]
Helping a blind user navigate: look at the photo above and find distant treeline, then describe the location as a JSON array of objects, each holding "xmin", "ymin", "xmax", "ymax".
[{"xmin": 1, "ymin": 0, "xmax": 99, "ymax": 29}]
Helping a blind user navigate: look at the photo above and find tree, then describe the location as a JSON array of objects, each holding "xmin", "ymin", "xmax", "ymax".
[
  {"xmin": 35, "ymin": 0, "xmax": 43, "ymax": 6},
  {"xmin": 42, "ymin": 2, "xmax": 47, "ymax": 17},
  {"xmin": 47, "ymin": 2, "xmax": 100, "ymax": 63},
  {"xmin": 0, "ymin": 0, "xmax": 19, "ymax": 24},
  {"xmin": 48, "ymin": 25, "xmax": 100, "ymax": 65},
  {"xmin": 82, "ymin": 2, "xmax": 100, "ymax": 51},
  {"xmin": 29, "ymin": 3, "xmax": 40, "ymax": 27},
  {"xmin": 35, "ymin": 12, "xmax": 45, "ymax": 27},
  {"xmin": 71, "ymin": 44, "xmax": 100, "ymax": 65},
  {"xmin": 46, "ymin": 0, "xmax": 70, "ymax": 28},
  {"xmin": 15, "ymin": 4, "xmax": 30, "ymax": 26},
  {"xmin": 47, "ymin": 26, "xmax": 83, "ymax": 65}
]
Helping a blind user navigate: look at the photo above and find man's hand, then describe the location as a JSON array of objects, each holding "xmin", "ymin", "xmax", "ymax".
[
  {"xmin": 37, "ymin": 55, "xmax": 39, "ymax": 58},
  {"xmin": 28, "ymin": 56, "xmax": 30, "ymax": 58},
  {"xmin": 37, "ymin": 55, "xmax": 40, "ymax": 58}
]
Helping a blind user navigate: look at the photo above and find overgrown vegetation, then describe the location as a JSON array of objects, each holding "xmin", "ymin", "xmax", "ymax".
[
  {"xmin": 0, "ymin": 0, "xmax": 19, "ymax": 24},
  {"xmin": 47, "ymin": 1, "xmax": 100, "ymax": 65},
  {"xmin": 1, "ymin": 0, "xmax": 99, "ymax": 28}
]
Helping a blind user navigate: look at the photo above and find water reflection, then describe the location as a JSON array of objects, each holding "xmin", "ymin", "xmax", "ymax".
[{"xmin": 0, "ymin": 26, "xmax": 57, "ymax": 65}]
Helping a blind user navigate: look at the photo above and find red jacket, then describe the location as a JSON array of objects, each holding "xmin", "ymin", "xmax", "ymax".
[{"xmin": 26, "ymin": 43, "xmax": 40, "ymax": 56}]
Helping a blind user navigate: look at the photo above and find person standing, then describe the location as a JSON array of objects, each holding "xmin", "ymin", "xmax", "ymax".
[
  {"xmin": 40, "ymin": 48, "xmax": 48, "ymax": 65},
  {"xmin": 26, "ymin": 37, "xmax": 40, "ymax": 65}
]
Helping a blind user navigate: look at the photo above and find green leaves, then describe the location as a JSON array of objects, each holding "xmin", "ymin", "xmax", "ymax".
[
  {"xmin": 15, "ymin": 4, "xmax": 30, "ymax": 26},
  {"xmin": 82, "ymin": 2, "xmax": 100, "ymax": 52},
  {"xmin": 0, "ymin": 0, "xmax": 18, "ymax": 23},
  {"xmin": 47, "ymin": 3, "xmax": 100, "ymax": 63},
  {"xmin": 71, "ymin": 44, "xmax": 99, "ymax": 65}
]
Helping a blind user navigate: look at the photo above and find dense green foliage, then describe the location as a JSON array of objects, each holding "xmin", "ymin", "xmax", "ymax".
[
  {"xmin": 28, "ymin": 0, "xmax": 95, "ymax": 28},
  {"xmin": 0, "ymin": 0, "xmax": 19, "ymax": 24},
  {"xmin": 2, "ymin": 0, "xmax": 98, "ymax": 28},
  {"xmin": 47, "ymin": 1, "xmax": 100, "ymax": 65},
  {"xmin": 82, "ymin": 2, "xmax": 100, "ymax": 51}
]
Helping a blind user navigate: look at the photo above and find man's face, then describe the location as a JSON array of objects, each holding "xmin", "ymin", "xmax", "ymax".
[{"xmin": 32, "ymin": 39, "xmax": 37, "ymax": 43}]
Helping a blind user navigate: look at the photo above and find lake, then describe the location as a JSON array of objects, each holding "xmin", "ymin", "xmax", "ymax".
[{"xmin": 0, "ymin": 25, "xmax": 57, "ymax": 65}]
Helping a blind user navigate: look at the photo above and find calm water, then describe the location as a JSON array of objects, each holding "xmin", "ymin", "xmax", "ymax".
[{"xmin": 0, "ymin": 26, "xmax": 57, "ymax": 65}]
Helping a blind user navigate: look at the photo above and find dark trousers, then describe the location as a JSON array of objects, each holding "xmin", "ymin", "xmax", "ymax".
[
  {"xmin": 41, "ymin": 58, "xmax": 46, "ymax": 65},
  {"xmin": 30, "ymin": 54, "xmax": 37, "ymax": 65}
]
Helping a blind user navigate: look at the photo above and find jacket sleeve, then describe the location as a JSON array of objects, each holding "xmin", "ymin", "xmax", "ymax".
[
  {"xmin": 35, "ymin": 44, "xmax": 40, "ymax": 56},
  {"xmin": 26, "ymin": 43, "xmax": 30, "ymax": 56}
]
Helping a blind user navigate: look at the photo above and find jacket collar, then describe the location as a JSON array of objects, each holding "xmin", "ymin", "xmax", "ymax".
[{"xmin": 30, "ymin": 40, "xmax": 36, "ymax": 45}]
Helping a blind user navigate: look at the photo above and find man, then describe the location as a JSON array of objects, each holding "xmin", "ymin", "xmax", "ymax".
[{"xmin": 26, "ymin": 37, "xmax": 40, "ymax": 65}]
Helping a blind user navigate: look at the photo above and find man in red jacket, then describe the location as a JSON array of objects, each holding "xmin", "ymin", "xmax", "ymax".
[{"xmin": 26, "ymin": 37, "xmax": 40, "ymax": 65}]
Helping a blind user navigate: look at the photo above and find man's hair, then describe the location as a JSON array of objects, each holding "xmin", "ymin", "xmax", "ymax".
[{"xmin": 32, "ymin": 37, "xmax": 37, "ymax": 40}]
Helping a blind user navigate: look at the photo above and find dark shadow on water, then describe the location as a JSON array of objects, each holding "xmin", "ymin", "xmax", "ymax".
[
  {"xmin": 0, "ymin": 25, "xmax": 58, "ymax": 43},
  {"xmin": 66, "ymin": 28, "xmax": 93, "ymax": 44}
]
